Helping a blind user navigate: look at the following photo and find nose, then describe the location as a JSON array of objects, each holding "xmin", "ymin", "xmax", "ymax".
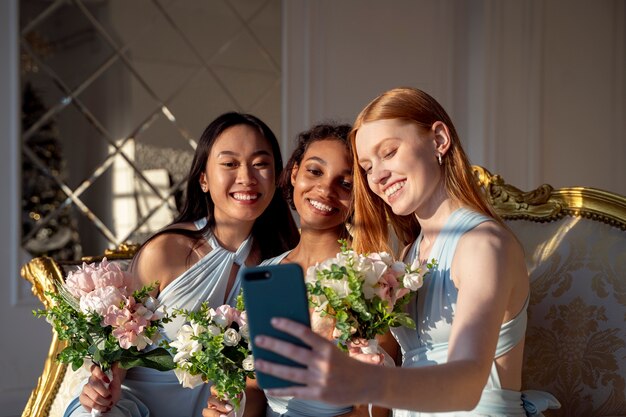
[
  {"xmin": 237, "ymin": 164, "xmax": 258, "ymax": 186},
  {"xmin": 316, "ymin": 178, "xmax": 332, "ymax": 196},
  {"xmin": 369, "ymin": 164, "xmax": 390, "ymax": 185}
]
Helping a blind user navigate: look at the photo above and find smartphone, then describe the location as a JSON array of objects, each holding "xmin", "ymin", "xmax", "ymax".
[{"xmin": 240, "ymin": 263, "xmax": 311, "ymax": 389}]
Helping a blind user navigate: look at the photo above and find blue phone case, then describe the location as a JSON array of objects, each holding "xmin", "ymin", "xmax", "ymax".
[{"xmin": 240, "ymin": 263, "xmax": 311, "ymax": 389}]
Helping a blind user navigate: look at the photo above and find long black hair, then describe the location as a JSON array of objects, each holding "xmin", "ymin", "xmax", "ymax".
[{"xmin": 141, "ymin": 112, "xmax": 299, "ymax": 262}]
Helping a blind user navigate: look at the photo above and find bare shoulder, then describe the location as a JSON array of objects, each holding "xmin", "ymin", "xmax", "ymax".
[
  {"xmin": 458, "ymin": 220, "xmax": 523, "ymax": 260},
  {"xmin": 133, "ymin": 222, "xmax": 210, "ymax": 290},
  {"xmin": 454, "ymin": 219, "xmax": 529, "ymax": 312}
]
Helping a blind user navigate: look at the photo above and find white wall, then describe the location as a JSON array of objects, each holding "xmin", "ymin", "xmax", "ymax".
[
  {"xmin": 0, "ymin": 1, "xmax": 50, "ymax": 415},
  {"xmin": 283, "ymin": 0, "xmax": 626, "ymax": 195}
]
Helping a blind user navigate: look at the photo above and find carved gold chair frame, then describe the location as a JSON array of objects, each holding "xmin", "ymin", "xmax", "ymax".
[
  {"xmin": 21, "ymin": 244, "xmax": 139, "ymax": 417},
  {"xmin": 473, "ymin": 165, "xmax": 626, "ymax": 229}
]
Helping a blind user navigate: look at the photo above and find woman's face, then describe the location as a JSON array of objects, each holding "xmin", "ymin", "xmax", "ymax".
[
  {"xmin": 355, "ymin": 119, "xmax": 442, "ymax": 216},
  {"xmin": 290, "ymin": 139, "xmax": 353, "ymax": 232},
  {"xmin": 201, "ymin": 124, "xmax": 276, "ymax": 228}
]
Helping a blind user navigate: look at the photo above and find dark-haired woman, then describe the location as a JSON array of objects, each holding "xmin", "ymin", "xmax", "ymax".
[
  {"xmin": 204, "ymin": 123, "xmax": 395, "ymax": 417},
  {"xmin": 64, "ymin": 112, "xmax": 299, "ymax": 417}
]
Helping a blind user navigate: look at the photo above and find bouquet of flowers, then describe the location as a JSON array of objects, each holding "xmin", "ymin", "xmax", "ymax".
[
  {"xmin": 306, "ymin": 241, "xmax": 436, "ymax": 350},
  {"xmin": 166, "ymin": 294, "xmax": 254, "ymax": 410},
  {"xmin": 34, "ymin": 258, "xmax": 175, "ymax": 376}
]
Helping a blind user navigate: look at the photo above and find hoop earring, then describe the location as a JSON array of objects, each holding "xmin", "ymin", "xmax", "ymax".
[{"xmin": 437, "ymin": 154, "xmax": 443, "ymax": 166}]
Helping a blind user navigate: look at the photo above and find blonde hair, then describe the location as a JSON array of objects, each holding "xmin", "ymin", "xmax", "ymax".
[{"xmin": 349, "ymin": 87, "xmax": 501, "ymax": 255}]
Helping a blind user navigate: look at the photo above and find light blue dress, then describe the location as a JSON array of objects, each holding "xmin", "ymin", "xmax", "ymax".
[
  {"xmin": 64, "ymin": 218, "xmax": 252, "ymax": 417},
  {"xmin": 392, "ymin": 208, "xmax": 560, "ymax": 417},
  {"xmin": 260, "ymin": 252, "xmax": 353, "ymax": 417}
]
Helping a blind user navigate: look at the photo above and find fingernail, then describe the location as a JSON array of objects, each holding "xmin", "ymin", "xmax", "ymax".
[
  {"xmin": 219, "ymin": 414, "xmax": 228, "ymax": 417},
  {"xmin": 225, "ymin": 404, "xmax": 233, "ymax": 411}
]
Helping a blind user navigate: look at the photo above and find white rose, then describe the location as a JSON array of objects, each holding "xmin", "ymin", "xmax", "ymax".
[
  {"xmin": 191, "ymin": 322, "xmax": 206, "ymax": 336},
  {"xmin": 305, "ymin": 264, "xmax": 319, "ymax": 284},
  {"xmin": 369, "ymin": 252, "xmax": 393, "ymax": 266},
  {"xmin": 223, "ymin": 328, "xmax": 241, "ymax": 346},
  {"xmin": 242, "ymin": 355, "xmax": 254, "ymax": 371},
  {"xmin": 361, "ymin": 282, "xmax": 378, "ymax": 300},
  {"xmin": 403, "ymin": 272, "xmax": 425, "ymax": 291},
  {"xmin": 239, "ymin": 324, "xmax": 250, "ymax": 341},
  {"xmin": 207, "ymin": 324, "xmax": 221, "ymax": 336},
  {"xmin": 170, "ymin": 324, "xmax": 203, "ymax": 363},
  {"xmin": 323, "ymin": 277, "xmax": 350, "ymax": 298},
  {"xmin": 174, "ymin": 366, "xmax": 204, "ymax": 389},
  {"xmin": 356, "ymin": 256, "xmax": 387, "ymax": 287}
]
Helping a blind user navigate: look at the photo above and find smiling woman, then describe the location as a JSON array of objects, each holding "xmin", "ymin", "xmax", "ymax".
[
  {"xmin": 61, "ymin": 112, "xmax": 299, "ymax": 417},
  {"xmin": 250, "ymin": 88, "xmax": 561, "ymax": 417},
  {"xmin": 203, "ymin": 123, "xmax": 397, "ymax": 417}
]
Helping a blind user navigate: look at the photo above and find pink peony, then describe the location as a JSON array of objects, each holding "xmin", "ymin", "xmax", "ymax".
[
  {"xmin": 65, "ymin": 262, "xmax": 99, "ymax": 298},
  {"xmin": 211, "ymin": 305, "xmax": 239, "ymax": 327},
  {"xmin": 374, "ymin": 269, "xmax": 407, "ymax": 310},
  {"xmin": 79, "ymin": 286, "xmax": 126, "ymax": 316},
  {"xmin": 65, "ymin": 258, "xmax": 136, "ymax": 299},
  {"xmin": 104, "ymin": 297, "xmax": 153, "ymax": 350}
]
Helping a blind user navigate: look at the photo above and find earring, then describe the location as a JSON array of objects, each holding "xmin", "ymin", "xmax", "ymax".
[
  {"xmin": 201, "ymin": 185, "xmax": 207, "ymax": 193},
  {"xmin": 437, "ymin": 154, "xmax": 443, "ymax": 166}
]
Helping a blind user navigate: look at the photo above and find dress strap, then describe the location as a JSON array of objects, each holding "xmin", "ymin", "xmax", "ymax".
[
  {"xmin": 205, "ymin": 231, "xmax": 253, "ymax": 267},
  {"xmin": 195, "ymin": 217, "xmax": 253, "ymax": 266}
]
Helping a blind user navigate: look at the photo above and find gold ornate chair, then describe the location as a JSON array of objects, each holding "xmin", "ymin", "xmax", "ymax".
[
  {"xmin": 474, "ymin": 165, "xmax": 626, "ymax": 417},
  {"xmin": 20, "ymin": 244, "xmax": 139, "ymax": 417}
]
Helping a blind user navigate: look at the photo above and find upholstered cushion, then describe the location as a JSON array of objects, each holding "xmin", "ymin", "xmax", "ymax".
[{"xmin": 508, "ymin": 218, "xmax": 626, "ymax": 417}]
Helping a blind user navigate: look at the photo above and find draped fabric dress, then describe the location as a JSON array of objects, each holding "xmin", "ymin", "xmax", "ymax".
[
  {"xmin": 392, "ymin": 208, "xmax": 559, "ymax": 417},
  {"xmin": 260, "ymin": 252, "xmax": 353, "ymax": 417},
  {"xmin": 64, "ymin": 218, "xmax": 252, "ymax": 417}
]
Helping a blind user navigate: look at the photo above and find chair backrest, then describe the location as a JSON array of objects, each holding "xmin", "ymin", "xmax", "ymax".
[
  {"xmin": 474, "ymin": 165, "xmax": 626, "ymax": 417},
  {"xmin": 21, "ymin": 244, "xmax": 138, "ymax": 417}
]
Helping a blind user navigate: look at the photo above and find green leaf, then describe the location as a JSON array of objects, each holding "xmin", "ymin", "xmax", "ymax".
[{"xmin": 118, "ymin": 347, "xmax": 175, "ymax": 371}]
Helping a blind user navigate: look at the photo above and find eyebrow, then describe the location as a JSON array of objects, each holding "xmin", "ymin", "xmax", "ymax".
[
  {"xmin": 217, "ymin": 149, "xmax": 272, "ymax": 158},
  {"xmin": 356, "ymin": 137, "xmax": 396, "ymax": 165}
]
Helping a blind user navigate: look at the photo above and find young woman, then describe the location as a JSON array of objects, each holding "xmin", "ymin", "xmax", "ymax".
[
  {"xmin": 64, "ymin": 112, "xmax": 299, "ymax": 417},
  {"xmin": 204, "ymin": 123, "xmax": 395, "ymax": 417},
  {"xmin": 251, "ymin": 88, "xmax": 560, "ymax": 416}
]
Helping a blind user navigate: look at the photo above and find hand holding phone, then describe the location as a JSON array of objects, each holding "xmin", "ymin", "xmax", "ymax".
[{"xmin": 239, "ymin": 263, "xmax": 311, "ymax": 389}]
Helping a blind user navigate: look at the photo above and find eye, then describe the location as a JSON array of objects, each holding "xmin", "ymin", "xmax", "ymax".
[
  {"xmin": 306, "ymin": 168, "xmax": 323, "ymax": 176},
  {"xmin": 360, "ymin": 164, "xmax": 372, "ymax": 175},
  {"xmin": 221, "ymin": 161, "xmax": 239, "ymax": 168},
  {"xmin": 253, "ymin": 160, "xmax": 271, "ymax": 168},
  {"xmin": 382, "ymin": 149, "xmax": 397, "ymax": 160},
  {"xmin": 340, "ymin": 179, "xmax": 353, "ymax": 190}
]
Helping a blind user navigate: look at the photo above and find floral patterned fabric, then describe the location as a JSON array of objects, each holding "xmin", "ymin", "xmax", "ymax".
[{"xmin": 509, "ymin": 218, "xmax": 626, "ymax": 417}]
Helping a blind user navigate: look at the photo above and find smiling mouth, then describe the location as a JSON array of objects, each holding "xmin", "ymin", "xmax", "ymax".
[
  {"xmin": 384, "ymin": 181, "xmax": 406, "ymax": 198},
  {"xmin": 232, "ymin": 192, "xmax": 260, "ymax": 201},
  {"xmin": 308, "ymin": 198, "xmax": 334, "ymax": 213}
]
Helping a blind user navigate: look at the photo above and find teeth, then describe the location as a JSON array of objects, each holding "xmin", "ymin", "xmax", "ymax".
[
  {"xmin": 309, "ymin": 199, "xmax": 333, "ymax": 212},
  {"xmin": 233, "ymin": 193, "xmax": 259, "ymax": 201},
  {"xmin": 384, "ymin": 181, "xmax": 406, "ymax": 197}
]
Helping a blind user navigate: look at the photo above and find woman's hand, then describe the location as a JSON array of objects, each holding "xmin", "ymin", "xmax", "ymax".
[
  {"xmin": 202, "ymin": 386, "xmax": 235, "ymax": 417},
  {"xmin": 253, "ymin": 318, "xmax": 379, "ymax": 406},
  {"xmin": 346, "ymin": 338, "xmax": 384, "ymax": 365},
  {"xmin": 79, "ymin": 363, "xmax": 125, "ymax": 413}
]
